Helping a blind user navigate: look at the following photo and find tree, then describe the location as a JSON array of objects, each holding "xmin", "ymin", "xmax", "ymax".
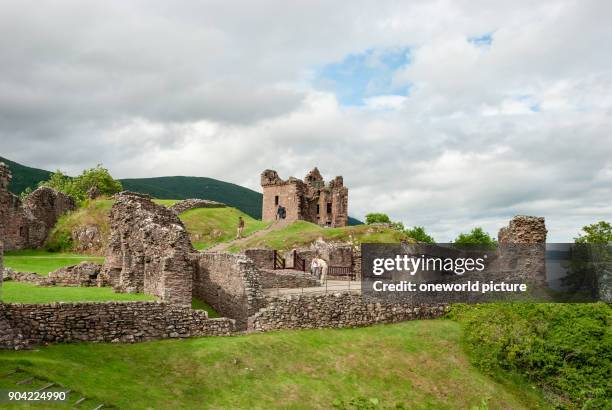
[
  {"xmin": 453, "ymin": 227, "xmax": 497, "ymax": 249},
  {"xmin": 562, "ymin": 221, "xmax": 612, "ymax": 301},
  {"xmin": 574, "ymin": 221, "xmax": 612, "ymax": 244},
  {"xmin": 405, "ymin": 226, "xmax": 435, "ymax": 243},
  {"xmin": 39, "ymin": 165, "xmax": 122, "ymax": 201},
  {"xmin": 365, "ymin": 213, "xmax": 391, "ymax": 225}
]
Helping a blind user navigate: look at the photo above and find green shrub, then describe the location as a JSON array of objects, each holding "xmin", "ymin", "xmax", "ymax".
[
  {"xmin": 44, "ymin": 229, "xmax": 73, "ymax": 252},
  {"xmin": 405, "ymin": 226, "xmax": 435, "ymax": 243},
  {"xmin": 453, "ymin": 227, "xmax": 497, "ymax": 249},
  {"xmin": 450, "ymin": 303, "xmax": 611, "ymax": 408},
  {"xmin": 365, "ymin": 213, "xmax": 391, "ymax": 224},
  {"xmin": 39, "ymin": 165, "xmax": 122, "ymax": 202}
]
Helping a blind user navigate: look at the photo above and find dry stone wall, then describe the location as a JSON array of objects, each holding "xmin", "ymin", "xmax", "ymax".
[
  {"xmin": 244, "ymin": 248, "xmax": 275, "ymax": 270},
  {"xmin": 48, "ymin": 262, "xmax": 102, "ymax": 286},
  {"xmin": 0, "ymin": 302, "xmax": 235, "ymax": 349},
  {"xmin": 3, "ymin": 268, "xmax": 49, "ymax": 285},
  {"xmin": 101, "ymin": 192, "xmax": 194, "ymax": 305},
  {"xmin": 259, "ymin": 269, "xmax": 318, "ymax": 289},
  {"xmin": 192, "ymin": 252, "xmax": 266, "ymax": 329},
  {"xmin": 169, "ymin": 199, "xmax": 226, "ymax": 214},
  {"xmin": 249, "ymin": 292, "xmax": 449, "ymax": 331}
]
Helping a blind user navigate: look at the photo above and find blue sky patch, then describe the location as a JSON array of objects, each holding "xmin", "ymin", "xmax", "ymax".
[
  {"xmin": 468, "ymin": 33, "xmax": 493, "ymax": 47},
  {"xmin": 315, "ymin": 48, "xmax": 411, "ymax": 106}
]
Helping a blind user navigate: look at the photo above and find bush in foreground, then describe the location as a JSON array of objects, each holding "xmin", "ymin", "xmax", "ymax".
[{"xmin": 450, "ymin": 303, "xmax": 611, "ymax": 408}]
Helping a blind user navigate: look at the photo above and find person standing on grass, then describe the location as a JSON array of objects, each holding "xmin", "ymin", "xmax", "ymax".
[{"xmin": 237, "ymin": 216, "xmax": 245, "ymax": 239}]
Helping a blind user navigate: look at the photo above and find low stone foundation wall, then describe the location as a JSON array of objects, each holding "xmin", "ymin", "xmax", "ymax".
[
  {"xmin": 249, "ymin": 292, "xmax": 449, "ymax": 331},
  {"xmin": 170, "ymin": 199, "xmax": 226, "ymax": 214},
  {"xmin": 192, "ymin": 252, "xmax": 266, "ymax": 329},
  {"xmin": 0, "ymin": 302, "xmax": 235, "ymax": 349},
  {"xmin": 3, "ymin": 268, "xmax": 49, "ymax": 285},
  {"xmin": 48, "ymin": 262, "xmax": 102, "ymax": 286},
  {"xmin": 259, "ymin": 269, "xmax": 318, "ymax": 289}
]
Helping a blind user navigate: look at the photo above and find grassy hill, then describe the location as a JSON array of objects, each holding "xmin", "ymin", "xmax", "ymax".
[
  {"xmin": 0, "ymin": 157, "xmax": 363, "ymax": 224},
  {"xmin": 230, "ymin": 220, "xmax": 410, "ymax": 252},
  {"xmin": 0, "ymin": 320, "xmax": 546, "ymax": 409},
  {"xmin": 121, "ymin": 176, "xmax": 264, "ymax": 219},
  {"xmin": 46, "ymin": 198, "xmax": 271, "ymax": 253},
  {"xmin": 180, "ymin": 207, "xmax": 270, "ymax": 250},
  {"xmin": 0, "ymin": 155, "xmax": 52, "ymax": 196}
]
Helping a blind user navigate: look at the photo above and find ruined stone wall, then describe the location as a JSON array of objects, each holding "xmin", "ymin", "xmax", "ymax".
[
  {"xmin": 249, "ymin": 293, "xmax": 449, "ymax": 331},
  {"xmin": 497, "ymin": 215, "xmax": 547, "ymax": 285},
  {"xmin": 169, "ymin": 199, "xmax": 226, "ymax": 215},
  {"xmin": 23, "ymin": 187, "xmax": 77, "ymax": 247},
  {"xmin": 258, "ymin": 269, "xmax": 318, "ymax": 289},
  {"xmin": 261, "ymin": 181, "xmax": 303, "ymax": 223},
  {"xmin": 3, "ymin": 268, "xmax": 49, "ymax": 285},
  {"xmin": 0, "ymin": 241, "xmax": 3, "ymax": 291},
  {"xmin": 244, "ymin": 248, "xmax": 275, "ymax": 270},
  {"xmin": 48, "ymin": 262, "xmax": 102, "ymax": 287},
  {"xmin": 0, "ymin": 163, "xmax": 76, "ymax": 250},
  {"xmin": 192, "ymin": 252, "xmax": 266, "ymax": 329},
  {"xmin": 0, "ymin": 302, "xmax": 235, "ymax": 349},
  {"xmin": 0, "ymin": 243, "xmax": 20, "ymax": 348},
  {"xmin": 101, "ymin": 192, "xmax": 194, "ymax": 305},
  {"xmin": 293, "ymin": 242, "xmax": 355, "ymax": 274},
  {"xmin": 498, "ymin": 215, "xmax": 548, "ymax": 244},
  {"xmin": 261, "ymin": 168, "xmax": 348, "ymax": 227}
]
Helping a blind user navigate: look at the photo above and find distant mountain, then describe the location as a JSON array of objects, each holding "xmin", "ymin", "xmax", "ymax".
[
  {"xmin": 120, "ymin": 176, "xmax": 263, "ymax": 219},
  {"xmin": 0, "ymin": 156, "xmax": 52, "ymax": 196},
  {"xmin": 0, "ymin": 156, "xmax": 363, "ymax": 224}
]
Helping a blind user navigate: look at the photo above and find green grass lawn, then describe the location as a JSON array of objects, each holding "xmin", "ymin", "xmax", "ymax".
[
  {"xmin": 191, "ymin": 297, "xmax": 220, "ymax": 318},
  {"xmin": 3, "ymin": 250, "xmax": 104, "ymax": 275},
  {"xmin": 179, "ymin": 207, "xmax": 270, "ymax": 250},
  {"xmin": 0, "ymin": 320, "xmax": 546, "ymax": 409},
  {"xmin": 229, "ymin": 220, "xmax": 410, "ymax": 252},
  {"xmin": 0, "ymin": 282, "xmax": 155, "ymax": 304}
]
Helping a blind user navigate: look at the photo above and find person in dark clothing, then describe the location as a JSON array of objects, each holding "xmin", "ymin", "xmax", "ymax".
[{"xmin": 237, "ymin": 216, "xmax": 245, "ymax": 238}]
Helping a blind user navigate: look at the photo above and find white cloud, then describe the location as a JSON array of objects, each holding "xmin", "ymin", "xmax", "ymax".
[{"xmin": 0, "ymin": 0, "xmax": 610, "ymax": 241}]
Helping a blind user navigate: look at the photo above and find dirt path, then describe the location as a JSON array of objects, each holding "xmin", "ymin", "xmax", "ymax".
[{"xmin": 207, "ymin": 219, "xmax": 288, "ymax": 252}]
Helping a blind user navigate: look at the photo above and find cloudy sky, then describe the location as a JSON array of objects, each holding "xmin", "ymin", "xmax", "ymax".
[{"xmin": 1, "ymin": 0, "xmax": 611, "ymax": 241}]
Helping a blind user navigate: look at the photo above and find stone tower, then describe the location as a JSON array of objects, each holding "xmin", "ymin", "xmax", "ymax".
[{"xmin": 261, "ymin": 167, "xmax": 348, "ymax": 227}]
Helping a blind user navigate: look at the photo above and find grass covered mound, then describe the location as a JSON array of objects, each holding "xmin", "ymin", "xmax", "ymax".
[
  {"xmin": 3, "ymin": 250, "xmax": 104, "ymax": 275},
  {"xmin": 45, "ymin": 198, "xmax": 114, "ymax": 253},
  {"xmin": 0, "ymin": 282, "xmax": 155, "ymax": 304},
  {"xmin": 230, "ymin": 220, "xmax": 410, "ymax": 252},
  {"xmin": 44, "ymin": 197, "xmax": 269, "ymax": 252},
  {"xmin": 179, "ymin": 207, "xmax": 270, "ymax": 250},
  {"xmin": 450, "ymin": 303, "xmax": 611, "ymax": 409},
  {"xmin": 0, "ymin": 320, "xmax": 546, "ymax": 409}
]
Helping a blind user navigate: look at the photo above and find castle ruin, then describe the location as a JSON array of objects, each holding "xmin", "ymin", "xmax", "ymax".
[
  {"xmin": 261, "ymin": 167, "xmax": 348, "ymax": 227},
  {"xmin": 0, "ymin": 162, "xmax": 76, "ymax": 250}
]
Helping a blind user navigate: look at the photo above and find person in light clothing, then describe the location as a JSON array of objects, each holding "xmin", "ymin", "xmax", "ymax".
[
  {"xmin": 310, "ymin": 257, "xmax": 320, "ymax": 278},
  {"xmin": 317, "ymin": 257, "xmax": 329, "ymax": 284}
]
